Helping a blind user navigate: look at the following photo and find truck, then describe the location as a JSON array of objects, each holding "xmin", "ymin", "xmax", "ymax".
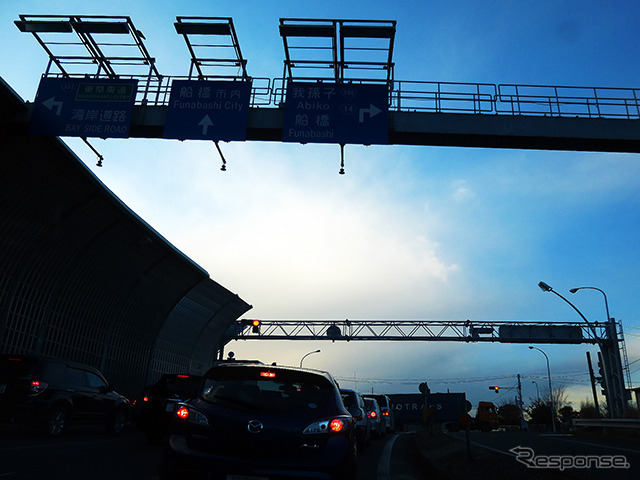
[{"xmin": 473, "ymin": 401, "xmax": 499, "ymax": 432}]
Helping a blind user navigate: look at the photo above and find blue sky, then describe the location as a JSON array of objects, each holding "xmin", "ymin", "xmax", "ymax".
[{"xmin": 2, "ymin": 0, "xmax": 640, "ymax": 409}]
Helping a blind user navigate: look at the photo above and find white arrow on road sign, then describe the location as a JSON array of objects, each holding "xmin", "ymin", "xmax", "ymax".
[
  {"xmin": 199, "ymin": 114, "xmax": 214, "ymax": 135},
  {"xmin": 358, "ymin": 104, "xmax": 382, "ymax": 123},
  {"xmin": 43, "ymin": 96, "xmax": 63, "ymax": 116}
]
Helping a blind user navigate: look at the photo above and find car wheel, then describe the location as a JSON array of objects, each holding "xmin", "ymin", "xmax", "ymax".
[
  {"xmin": 107, "ymin": 409, "xmax": 127, "ymax": 434},
  {"xmin": 46, "ymin": 406, "xmax": 66, "ymax": 437}
]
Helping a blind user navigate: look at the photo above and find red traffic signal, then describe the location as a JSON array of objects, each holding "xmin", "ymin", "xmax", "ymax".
[
  {"xmin": 489, "ymin": 385, "xmax": 499, "ymax": 393},
  {"xmin": 241, "ymin": 319, "xmax": 261, "ymax": 333}
]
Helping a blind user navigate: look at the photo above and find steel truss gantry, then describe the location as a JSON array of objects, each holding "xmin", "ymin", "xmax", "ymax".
[{"xmin": 233, "ymin": 319, "xmax": 609, "ymax": 344}]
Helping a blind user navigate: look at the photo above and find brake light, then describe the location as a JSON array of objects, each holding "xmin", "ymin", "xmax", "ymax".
[
  {"xmin": 382, "ymin": 411, "xmax": 389, "ymax": 416},
  {"xmin": 260, "ymin": 371, "xmax": 276, "ymax": 378},
  {"xmin": 143, "ymin": 396, "xmax": 149, "ymax": 402},
  {"xmin": 174, "ymin": 406, "xmax": 209, "ymax": 426},
  {"xmin": 304, "ymin": 417, "xmax": 349, "ymax": 434},
  {"xmin": 177, "ymin": 375, "xmax": 189, "ymax": 378},
  {"xmin": 8, "ymin": 357, "xmax": 22, "ymax": 362},
  {"xmin": 369, "ymin": 411, "xmax": 377, "ymax": 419},
  {"xmin": 29, "ymin": 380, "xmax": 48, "ymax": 396},
  {"xmin": 176, "ymin": 406, "xmax": 190, "ymax": 419},
  {"xmin": 330, "ymin": 418, "xmax": 344, "ymax": 433}
]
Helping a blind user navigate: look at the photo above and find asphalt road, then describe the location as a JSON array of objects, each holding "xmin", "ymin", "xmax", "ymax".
[{"xmin": 0, "ymin": 426, "xmax": 426, "ymax": 480}]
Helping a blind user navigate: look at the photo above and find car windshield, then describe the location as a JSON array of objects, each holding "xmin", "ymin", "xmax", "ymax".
[
  {"xmin": 201, "ymin": 367, "xmax": 333, "ymax": 414},
  {"xmin": 340, "ymin": 391, "xmax": 357, "ymax": 406}
]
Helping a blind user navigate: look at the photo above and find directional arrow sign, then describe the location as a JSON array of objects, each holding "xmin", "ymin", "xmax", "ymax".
[
  {"xmin": 164, "ymin": 79, "xmax": 252, "ymax": 141},
  {"xmin": 359, "ymin": 103, "xmax": 382, "ymax": 123},
  {"xmin": 199, "ymin": 115, "xmax": 214, "ymax": 135},
  {"xmin": 29, "ymin": 77, "xmax": 137, "ymax": 138},
  {"xmin": 42, "ymin": 97, "xmax": 63, "ymax": 116},
  {"xmin": 283, "ymin": 82, "xmax": 389, "ymax": 145}
]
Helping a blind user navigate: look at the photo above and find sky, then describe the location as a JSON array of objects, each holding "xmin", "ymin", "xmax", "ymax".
[{"xmin": 2, "ymin": 0, "xmax": 640, "ymax": 411}]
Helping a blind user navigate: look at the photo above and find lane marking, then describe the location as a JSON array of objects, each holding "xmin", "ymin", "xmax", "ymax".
[{"xmin": 377, "ymin": 433, "xmax": 401, "ymax": 480}]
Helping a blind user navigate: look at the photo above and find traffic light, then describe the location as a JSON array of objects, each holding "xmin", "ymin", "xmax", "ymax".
[
  {"xmin": 597, "ymin": 358, "xmax": 604, "ymax": 379},
  {"xmin": 597, "ymin": 352, "xmax": 607, "ymax": 397},
  {"xmin": 489, "ymin": 386, "xmax": 499, "ymax": 393},
  {"xmin": 251, "ymin": 319, "xmax": 261, "ymax": 333},
  {"xmin": 240, "ymin": 319, "xmax": 261, "ymax": 333}
]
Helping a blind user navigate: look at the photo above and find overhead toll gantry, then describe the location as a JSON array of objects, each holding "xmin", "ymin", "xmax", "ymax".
[{"xmin": 11, "ymin": 14, "xmax": 640, "ymax": 153}]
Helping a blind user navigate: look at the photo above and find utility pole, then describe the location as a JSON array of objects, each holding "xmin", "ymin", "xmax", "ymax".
[{"xmin": 517, "ymin": 374, "xmax": 526, "ymax": 431}]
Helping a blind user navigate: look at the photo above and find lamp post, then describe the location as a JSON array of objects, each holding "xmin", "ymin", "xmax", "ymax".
[
  {"xmin": 529, "ymin": 346, "xmax": 557, "ymax": 433},
  {"xmin": 300, "ymin": 349, "xmax": 321, "ymax": 368},
  {"xmin": 569, "ymin": 286, "xmax": 610, "ymax": 323},
  {"xmin": 537, "ymin": 282, "xmax": 596, "ymax": 337},
  {"xmin": 532, "ymin": 381, "xmax": 540, "ymax": 400}
]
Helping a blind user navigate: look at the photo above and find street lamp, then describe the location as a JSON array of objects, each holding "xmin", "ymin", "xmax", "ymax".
[
  {"xmin": 569, "ymin": 286, "xmax": 611, "ymax": 323},
  {"xmin": 532, "ymin": 381, "xmax": 540, "ymax": 400},
  {"xmin": 538, "ymin": 281, "xmax": 596, "ymax": 336},
  {"xmin": 529, "ymin": 346, "xmax": 557, "ymax": 433},
  {"xmin": 300, "ymin": 349, "xmax": 320, "ymax": 368}
]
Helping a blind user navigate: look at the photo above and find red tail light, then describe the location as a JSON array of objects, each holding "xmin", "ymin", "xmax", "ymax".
[
  {"xmin": 382, "ymin": 411, "xmax": 389, "ymax": 416},
  {"xmin": 176, "ymin": 406, "xmax": 190, "ymax": 419},
  {"xmin": 143, "ymin": 396, "xmax": 149, "ymax": 402},
  {"xmin": 29, "ymin": 380, "xmax": 48, "ymax": 396},
  {"xmin": 369, "ymin": 411, "xmax": 377, "ymax": 419},
  {"xmin": 174, "ymin": 406, "xmax": 209, "ymax": 426},
  {"xmin": 330, "ymin": 418, "xmax": 344, "ymax": 433},
  {"xmin": 177, "ymin": 374, "xmax": 189, "ymax": 378},
  {"xmin": 260, "ymin": 371, "xmax": 276, "ymax": 378}
]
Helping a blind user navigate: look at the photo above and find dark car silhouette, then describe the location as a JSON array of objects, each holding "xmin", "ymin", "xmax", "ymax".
[
  {"xmin": 133, "ymin": 373, "xmax": 203, "ymax": 443},
  {"xmin": 0, "ymin": 354, "xmax": 129, "ymax": 437},
  {"xmin": 159, "ymin": 363, "xmax": 357, "ymax": 480}
]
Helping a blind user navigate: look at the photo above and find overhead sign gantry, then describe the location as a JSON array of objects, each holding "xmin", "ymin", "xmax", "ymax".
[
  {"xmin": 279, "ymin": 19, "xmax": 394, "ymax": 145},
  {"xmin": 15, "ymin": 15, "xmax": 155, "ymax": 138},
  {"xmin": 13, "ymin": 15, "xmax": 640, "ymax": 152},
  {"xmin": 163, "ymin": 17, "xmax": 252, "ymax": 141}
]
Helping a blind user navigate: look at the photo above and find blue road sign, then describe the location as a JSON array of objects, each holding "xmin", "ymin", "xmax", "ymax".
[
  {"xmin": 163, "ymin": 80, "xmax": 252, "ymax": 141},
  {"xmin": 283, "ymin": 81, "xmax": 389, "ymax": 145},
  {"xmin": 29, "ymin": 77, "xmax": 138, "ymax": 138}
]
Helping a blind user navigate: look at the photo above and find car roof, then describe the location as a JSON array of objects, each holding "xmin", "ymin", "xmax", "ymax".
[
  {"xmin": 204, "ymin": 362, "xmax": 337, "ymax": 383},
  {"xmin": 1, "ymin": 354, "xmax": 103, "ymax": 373}
]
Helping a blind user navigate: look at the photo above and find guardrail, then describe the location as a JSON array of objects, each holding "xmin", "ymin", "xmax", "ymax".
[
  {"xmin": 497, "ymin": 84, "xmax": 640, "ymax": 119},
  {"xmin": 572, "ymin": 418, "xmax": 640, "ymax": 429},
  {"xmin": 40, "ymin": 73, "xmax": 640, "ymax": 120}
]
